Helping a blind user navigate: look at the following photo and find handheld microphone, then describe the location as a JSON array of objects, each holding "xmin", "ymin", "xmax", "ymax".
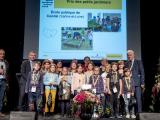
[{"xmin": 0, "ymin": 65, "xmax": 4, "ymax": 75}]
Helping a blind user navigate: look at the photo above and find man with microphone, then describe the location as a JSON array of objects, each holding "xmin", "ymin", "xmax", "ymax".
[{"xmin": 0, "ymin": 49, "xmax": 9, "ymax": 117}]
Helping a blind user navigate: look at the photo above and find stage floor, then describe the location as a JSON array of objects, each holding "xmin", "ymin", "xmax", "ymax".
[{"xmin": 0, "ymin": 114, "xmax": 135, "ymax": 120}]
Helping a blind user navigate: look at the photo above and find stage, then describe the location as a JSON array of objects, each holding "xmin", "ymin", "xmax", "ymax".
[
  {"xmin": 0, "ymin": 114, "xmax": 135, "ymax": 120},
  {"xmin": 2, "ymin": 113, "xmax": 160, "ymax": 120}
]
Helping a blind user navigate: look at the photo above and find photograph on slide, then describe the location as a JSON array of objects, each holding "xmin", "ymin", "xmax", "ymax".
[
  {"xmin": 61, "ymin": 27, "xmax": 93, "ymax": 50},
  {"xmin": 88, "ymin": 13, "xmax": 121, "ymax": 32}
]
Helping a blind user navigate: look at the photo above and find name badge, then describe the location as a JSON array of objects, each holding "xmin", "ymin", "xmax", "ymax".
[
  {"xmin": 31, "ymin": 86, "xmax": 36, "ymax": 92},
  {"xmin": 101, "ymin": 93, "xmax": 104, "ymax": 97},
  {"xmin": 63, "ymin": 89, "xmax": 67, "ymax": 94},
  {"xmin": 127, "ymin": 93, "xmax": 131, "ymax": 99},
  {"xmin": 113, "ymin": 87, "xmax": 118, "ymax": 93},
  {"xmin": 93, "ymin": 89, "xmax": 96, "ymax": 94}
]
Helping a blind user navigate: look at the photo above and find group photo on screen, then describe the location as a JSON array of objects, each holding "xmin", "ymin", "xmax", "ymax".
[{"xmin": 88, "ymin": 13, "xmax": 121, "ymax": 32}]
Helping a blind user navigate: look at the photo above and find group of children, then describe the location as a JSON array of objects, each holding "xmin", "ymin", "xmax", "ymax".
[{"xmin": 24, "ymin": 58, "xmax": 136, "ymax": 119}]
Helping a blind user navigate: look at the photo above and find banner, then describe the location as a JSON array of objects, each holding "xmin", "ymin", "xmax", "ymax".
[{"xmin": 55, "ymin": 0, "xmax": 122, "ymax": 9}]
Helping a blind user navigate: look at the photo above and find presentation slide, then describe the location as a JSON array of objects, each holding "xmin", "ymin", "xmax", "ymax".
[{"xmin": 39, "ymin": 0, "xmax": 127, "ymax": 60}]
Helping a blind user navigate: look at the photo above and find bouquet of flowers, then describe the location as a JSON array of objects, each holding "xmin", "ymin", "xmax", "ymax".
[
  {"xmin": 72, "ymin": 91, "xmax": 100, "ymax": 118},
  {"xmin": 73, "ymin": 91, "xmax": 100, "ymax": 105},
  {"xmin": 149, "ymin": 73, "xmax": 160, "ymax": 112}
]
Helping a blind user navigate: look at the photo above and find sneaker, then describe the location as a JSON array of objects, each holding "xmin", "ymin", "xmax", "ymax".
[
  {"xmin": 116, "ymin": 115, "xmax": 122, "ymax": 118},
  {"xmin": 131, "ymin": 114, "xmax": 136, "ymax": 119},
  {"xmin": 109, "ymin": 116, "xmax": 115, "ymax": 118},
  {"xmin": 126, "ymin": 114, "xmax": 130, "ymax": 118}
]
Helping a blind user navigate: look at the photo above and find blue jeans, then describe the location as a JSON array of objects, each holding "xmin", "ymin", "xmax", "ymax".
[
  {"xmin": 28, "ymin": 92, "xmax": 42, "ymax": 112},
  {"xmin": 96, "ymin": 93, "xmax": 105, "ymax": 112},
  {"xmin": 123, "ymin": 94, "xmax": 135, "ymax": 115},
  {"xmin": 0, "ymin": 79, "xmax": 6, "ymax": 112},
  {"xmin": 60, "ymin": 100, "xmax": 70, "ymax": 115}
]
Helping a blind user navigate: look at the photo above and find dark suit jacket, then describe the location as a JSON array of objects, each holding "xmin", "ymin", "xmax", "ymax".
[
  {"xmin": 20, "ymin": 60, "xmax": 31, "ymax": 84},
  {"xmin": 125, "ymin": 59, "xmax": 145, "ymax": 87}
]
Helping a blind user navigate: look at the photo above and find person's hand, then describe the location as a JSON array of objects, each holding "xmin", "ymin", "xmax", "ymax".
[
  {"xmin": 131, "ymin": 92, "xmax": 134, "ymax": 96},
  {"xmin": 49, "ymin": 83, "xmax": 53, "ymax": 85},
  {"xmin": 108, "ymin": 90, "xmax": 111, "ymax": 95},
  {"xmin": 51, "ymin": 82, "xmax": 56, "ymax": 85},
  {"xmin": 119, "ymin": 91, "xmax": 123, "ymax": 96},
  {"xmin": 59, "ymin": 96, "xmax": 62, "ymax": 100},
  {"xmin": 62, "ymin": 76, "xmax": 66, "ymax": 82},
  {"xmin": 25, "ymin": 90, "xmax": 28, "ymax": 93},
  {"xmin": 141, "ymin": 85, "xmax": 145, "ymax": 93},
  {"xmin": 122, "ymin": 94, "xmax": 124, "ymax": 98},
  {"xmin": 141, "ymin": 85, "xmax": 145, "ymax": 89}
]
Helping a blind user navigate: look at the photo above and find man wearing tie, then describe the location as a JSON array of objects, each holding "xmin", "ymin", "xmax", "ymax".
[
  {"xmin": 0, "ymin": 49, "xmax": 9, "ymax": 117},
  {"xmin": 18, "ymin": 51, "xmax": 36, "ymax": 111},
  {"xmin": 125, "ymin": 50, "xmax": 145, "ymax": 113}
]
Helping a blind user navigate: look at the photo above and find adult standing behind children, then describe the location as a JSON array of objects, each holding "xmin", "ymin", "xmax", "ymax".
[
  {"xmin": 18, "ymin": 51, "xmax": 36, "ymax": 111},
  {"xmin": 125, "ymin": 50, "xmax": 145, "ymax": 113}
]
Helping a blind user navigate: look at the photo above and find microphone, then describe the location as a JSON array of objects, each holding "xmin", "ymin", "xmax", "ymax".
[
  {"xmin": 0, "ymin": 65, "xmax": 4, "ymax": 75},
  {"xmin": 1, "ymin": 65, "xmax": 3, "ymax": 69}
]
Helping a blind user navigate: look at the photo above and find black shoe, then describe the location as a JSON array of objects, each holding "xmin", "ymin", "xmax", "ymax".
[
  {"xmin": 17, "ymin": 106, "xmax": 23, "ymax": 111},
  {"xmin": 49, "ymin": 112, "xmax": 55, "ymax": 116}
]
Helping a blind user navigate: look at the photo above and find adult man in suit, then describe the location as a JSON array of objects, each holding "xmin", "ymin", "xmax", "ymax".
[
  {"xmin": 18, "ymin": 51, "xmax": 36, "ymax": 111},
  {"xmin": 125, "ymin": 50, "xmax": 145, "ymax": 113},
  {"xmin": 0, "ymin": 49, "xmax": 9, "ymax": 117}
]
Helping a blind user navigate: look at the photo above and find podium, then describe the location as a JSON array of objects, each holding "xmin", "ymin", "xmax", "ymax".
[
  {"xmin": 10, "ymin": 111, "xmax": 36, "ymax": 120},
  {"xmin": 137, "ymin": 113, "xmax": 160, "ymax": 120}
]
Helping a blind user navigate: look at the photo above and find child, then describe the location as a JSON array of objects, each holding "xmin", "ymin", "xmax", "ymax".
[
  {"xmin": 85, "ymin": 62, "xmax": 94, "ymax": 84},
  {"xmin": 72, "ymin": 64, "xmax": 86, "ymax": 95},
  {"xmin": 41, "ymin": 59, "xmax": 51, "ymax": 73},
  {"xmin": 118, "ymin": 60, "xmax": 125, "ymax": 77},
  {"xmin": 56, "ymin": 60, "xmax": 63, "ymax": 75},
  {"xmin": 101, "ymin": 64, "xmax": 111, "ymax": 93},
  {"xmin": 101, "ymin": 64, "xmax": 112, "ymax": 116},
  {"xmin": 89, "ymin": 66, "xmax": 104, "ymax": 116},
  {"xmin": 43, "ymin": 64, "xmax": 59, "ymax": 115},
  {"xmin": 58, "ymin": 67, "xmax": 72, "ymax": 117},
  {"xmin": 123, "ymin": 68, "xmax": 136, "ymax": 119},
  {"xmin": 25, "ymin": 61, "xmax": 43, "ymax": 112},
  {"xmin": 89, "ymin": 66, "xmax": 104, "ymax": 94},
  {"xmin": 69, "ymin": 61, "xmax": 77, "ymax": 76},
  {"xmin": 117, "ymin": 61, "xmax": 125, "ymax": 115},
  {"xmin": 109, "ymin": 62, "xmax": 123, "ymax": 118},
  {"xmin": 82, "ymin": 56, "xmax": 91, "ymax": 72},
  {"xmin": 100, "ymin": 58, "xmax": 109, "ymax": 73}
]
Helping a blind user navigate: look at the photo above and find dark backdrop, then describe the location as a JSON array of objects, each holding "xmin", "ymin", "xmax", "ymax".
[{"xmin": 0, "ymin": 0, "xmax": 159, "ymax": 111}]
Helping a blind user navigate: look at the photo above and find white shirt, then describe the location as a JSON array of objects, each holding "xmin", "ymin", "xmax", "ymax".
[
  {"xmin": 0, "ymin": 61, "xmax": 6, "ymax": 79},
  {"xmin": 130, "ymin": 59, "xmax": 135, "ymax": 70},
  {"xmin": 30, "ymin": 60, "xmax": 33, "ymax": 71}
]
